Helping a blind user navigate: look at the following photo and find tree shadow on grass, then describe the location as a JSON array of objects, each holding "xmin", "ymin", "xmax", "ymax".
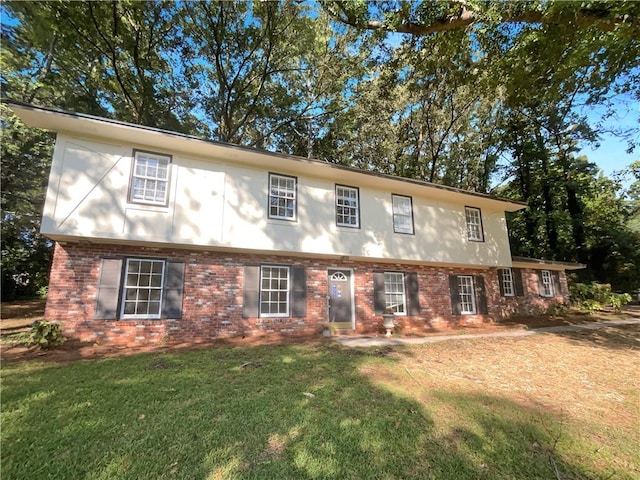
[
  {"xmin": 551, "ymin": 324, "xmax": 639, "ymax": 351},
  {"xmin": 0, "ymin": 343, "xmax": 626, "ymax": 480}
]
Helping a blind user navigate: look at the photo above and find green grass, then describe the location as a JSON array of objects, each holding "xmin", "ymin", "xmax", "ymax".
[{"xmin": 2, "ymin": 332, "xmax": 638, "ymax": 479}]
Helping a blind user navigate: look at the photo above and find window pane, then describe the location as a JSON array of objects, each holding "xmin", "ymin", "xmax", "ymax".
[
  {"xmin": 121, "ymin": 259, "xmax": 165, "ymax": 319},
  {"xmin": 259, "ymin": 266, "xmax": 290, "ymax": 317},
  {"xmin": 268, "ymin": 174, "xmax": 296, "ymax": 220},
  {"xmin": 130, "ymin": 152, "xmax": 170, "ymax": 205}
]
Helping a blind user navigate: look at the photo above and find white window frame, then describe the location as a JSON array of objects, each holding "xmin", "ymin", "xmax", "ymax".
[
  {"xmin": 260, "ymin": 265, "xmax": 290, "ymax": 317},
  {"xmin": 465, "ymin": 206, "xmax": 484, "ymax": 242},
  {"xmin": 129, "ymin": 150, "xmax": 171, "ymax": 206},
  {"xmin": 121, "ymin": 258, "xmax": 165, "ymax": 319},
  {"xmin": 458, "ymin": 275, "xmax": 477, "ymax": 314},
  {"xmin": 392, "ymin": 194, "xmax": 414, "ymax": 234},
  {"xmin": 541, "ymin": 270, "xmax": 553, "ymax": 297},
  {"xmin": 268, "ymin": 173, "xmax": 297, "ymax": 221},
  {"xmin": 384, "ymin": 272, "xmax": 406, "ymax": 315},
  {"xmin": 336, "ymin": 185, "xmax": 360, "ymax": 228},
  {"xmin": 501, "ymin": 268, "xmax": 515, "ymax": 297}
]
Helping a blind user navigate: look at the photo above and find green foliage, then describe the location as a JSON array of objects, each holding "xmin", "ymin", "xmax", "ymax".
[
  {"xmin": 2, "ymin": 0, "xmax": 639, "ymax": 298},
  {"xmin": 29, "ymin": 320, "xmax": 65, "ymax": 349},
  {"xmin": 569, "ymin": 282, "xmax": 632, "ymax": 313}
]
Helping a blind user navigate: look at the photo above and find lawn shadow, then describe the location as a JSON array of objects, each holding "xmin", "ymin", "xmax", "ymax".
[
  {"xmin": 550, "ymin": 324, "xmax": 639, "ymax": 351},
  {"xmin": 0, "ymin": 342, "xmax": 625, "ymax": 479}
]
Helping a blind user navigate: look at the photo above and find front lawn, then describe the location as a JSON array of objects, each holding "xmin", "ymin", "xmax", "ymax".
[{"xmin": 2, "ymin": 325, "xmax": 638, "ymax": 479}]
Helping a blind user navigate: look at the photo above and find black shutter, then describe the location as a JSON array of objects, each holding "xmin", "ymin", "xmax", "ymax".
[
  {"xmin": 95, "ymin": 258, "xmax": 123, "ymax": 319},
  {"xmin": 373, "ymin": 272, "xmax": 386, "ymax": 315},
  {"xmin": 406, "ymin": 272, "xmax": 421, "ymax": 315},
  {"xmin": 537, "ymin": 271, "xmax": 545, "ymax": 297},
  {"xmin": 291, "ymin": 267, "xmax": 307, "ymax": 317},
  {"xmin": 449, "ymin": 275, "xmax": 461, "ymax": 315},
  {"xmin": 243, "ymin": 266, "xmax": 260, "ymax": 318},
  {"xmin": 552, "ymin": 271, "xmax": 561, "ymax": 297},
  {"xmin": 162, "ymin": 261, "xmax": 185, "ymax": 318},
  {"xmin": 497, "ymin": 269, "xmax": 506, "ymax": 296},
  {"xmin": 475, "ymin": 275, "xmax": 488, "ymax": 314},
  {"xmin": 513, "ymin": 268, "xmax": 525, "ymax": 297}
]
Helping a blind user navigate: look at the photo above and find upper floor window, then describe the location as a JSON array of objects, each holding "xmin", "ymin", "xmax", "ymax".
[
  {"xmin": 540, "ymin": 270, "xmax": 553, "ymax": 297},
  {"xmin": 465, "ymin": 206, "xmax": 484, "ymax": 242},
  {"xmin": 260, "ymin": 265, "xmax": 290, "ymax": 317},
  {"xmin": 268, "ymin": 173, "xmax": 297, "ymax": 221},
  {"xmin": 458, "ymin": 275, "xmax": 477, "ymax": 314},
  {"xmin": 384, "ymin": 272, "xmax": 406, "ymax": 315},
  {"xmin": 129, "ymin": 150, "xmax": 171, "ymax": 206},
  {"xmin": 336, "ymin": 185, "xmax": 360, "ymax": 228},
  {"xmin": 392, "ymin": 194, "xmax": 414, "ymax": 234},
  {"xmin": 121, "ymin": 259, "xmax": 165, "ymax": 319},
  {"xmin": 501, "ymin": 268, "xmax": 514, "ymax": 296}
]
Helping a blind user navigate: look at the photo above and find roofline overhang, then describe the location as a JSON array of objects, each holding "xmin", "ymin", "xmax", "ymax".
[
  {"xmin": 511, "ymin": 256, "xmax": 586, "ymax": 271},
  {"xmin": 4, "ymin": 100, "xmax": 527, "ymax": 212}
]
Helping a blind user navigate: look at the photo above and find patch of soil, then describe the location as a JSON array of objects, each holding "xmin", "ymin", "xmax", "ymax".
[
  {"xmin": 1, "ymin": 303, "xmax": 636, "ymax": 364},
  {"xmin": 0, "ymin": 334, "xmax": 326, "ymax": 364},
  {"xmin": 1, "ymin": 299, "xmax": 46, "ymax": 330}
]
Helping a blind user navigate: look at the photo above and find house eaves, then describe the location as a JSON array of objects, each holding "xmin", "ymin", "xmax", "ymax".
[{"xmin": 5, "ymin": 100, "xmax": 527, "ymax": 212}]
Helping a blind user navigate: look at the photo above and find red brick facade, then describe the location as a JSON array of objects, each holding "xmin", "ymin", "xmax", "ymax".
[{"xmin": 46, "ymin": 242, "xmax": 569, "ymax": 346}]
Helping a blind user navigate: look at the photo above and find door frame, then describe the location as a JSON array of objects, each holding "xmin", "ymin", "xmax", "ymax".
[{"xmin": 327, "ymin": 267, "xmax": 355, "ymax": 330}]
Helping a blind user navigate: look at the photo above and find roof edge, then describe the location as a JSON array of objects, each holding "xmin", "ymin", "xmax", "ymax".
[
  {"xmin": 3, "ymin": 99, "xmax": 528, "ymax": 210},
  {"xmin": 511, "ymin": 256, "xmax": 586, "ymax": 270}
]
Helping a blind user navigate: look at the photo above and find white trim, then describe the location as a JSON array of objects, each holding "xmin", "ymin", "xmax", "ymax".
[
  {"xmin": 259, "ymin": 265, "xmax": 290, "ymax": 317},
  {"xmin": 384, "ymin": 271, "xmax": 407, "ymax": 316},
  {"xmin": 121, "ymin": 258, "xmax": 165, "ymax": 319},
  {"xmin": 501, "ymin": 268, "xmax": 515, "ymax": 297},
  {"xmin": 130, "ymin": 151, "xmax": 170, "ymax": 205},
  {"xmin": 392, "ymin": 194, "xmax": 414, "ymax": 234},
  {"xmin": 458, "ymin": 275, "xmax": 477, "ymax": 314},
  {"xmin": 268, "ymin": 173, "xmax": 297, "ymax": 221},
  {"xmin": 465, "ymin": 206, "xmax": 484, "ymax": 242},
  {"xmin": 541, "ymin": 270, "xmax": 554, "ymax": 297}
]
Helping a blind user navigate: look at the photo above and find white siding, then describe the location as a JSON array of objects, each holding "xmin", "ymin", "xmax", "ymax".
[{"xmin": 42, "ymin": 134, "xmax": 513, "ymax": 267}]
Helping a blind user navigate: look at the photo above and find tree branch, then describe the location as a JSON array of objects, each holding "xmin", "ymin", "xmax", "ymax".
[{"xmin": 327, "ymin": 2, "xmax": 631, "ymax": 36}]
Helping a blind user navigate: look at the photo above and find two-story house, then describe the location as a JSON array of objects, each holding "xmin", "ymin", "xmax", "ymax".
[{"xmin": 8, "ymin": 101, "xmax": 583, "ymax": 346}]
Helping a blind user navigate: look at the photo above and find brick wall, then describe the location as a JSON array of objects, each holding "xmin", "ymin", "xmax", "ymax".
[{"xmin": 46, "ymin": 242, "xmax": 568, "ymax": 346}]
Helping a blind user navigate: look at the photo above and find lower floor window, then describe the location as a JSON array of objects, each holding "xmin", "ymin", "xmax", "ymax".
[
  {"xmin": 384, "ymin": 272, "xmax": 406, "ymax": 315},
  {"xmin": 260, "ymin": 266, "xmax": 290, "ymax": 317},
  {"xmin": 501, "ymin": 268, "xmax": 514, "ymax": 296},
  {"xmin": 541, "ymin": 270, "xmax": 553, "ymax": 297},
  {"xmin": 458, "ymin": 275, "xmax": 476, "ymax": 314},
  {"xmin": 121, "ymin": 259, "xmax": 165, "ymax": 318}
]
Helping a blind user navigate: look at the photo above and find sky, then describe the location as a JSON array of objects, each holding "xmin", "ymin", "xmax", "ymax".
[{"xmin": 577, "ymin": 98, "xmax": 639, "ymax": 181}]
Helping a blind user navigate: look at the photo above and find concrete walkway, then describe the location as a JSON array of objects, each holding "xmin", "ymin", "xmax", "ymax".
[{"xmin": 334, "ymin": 317, "xmax": 640, "ymax": 348}]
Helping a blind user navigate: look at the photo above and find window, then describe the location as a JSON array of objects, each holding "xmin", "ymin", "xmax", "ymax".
[
  {"xmin": 458, "ymin": 275, "xmax": 477, "ymax": 314},
  {"xmin": 129, "ymin": 150, "xmax": 171, "ymax": 205},
  {"xmin": 373, "ymin": 271, "xmax": 420, "ymax": 316},
  {"xmin": 465, "ymin": 206, "xmax": 484, "ymax": 242},
  {"xmin": 268, "ymin": 173, "xmax": 296, "ymax": 220},
  {"xmin": 501, "ymin": 268, "xmax": 515, "ymax": 296},
  {"xmin": 540, "ymin": 270, "xmax": 553, "ymax": 297},
  {"xmin": 121, "ymin": 259, "xmax": 165, "ymax": 319},
  {"xmin": 260, "ymin": 266, "xmax": 290, "ymax": 317},
  {"xmin": 95, "ymin": 258, "xmax": 185, "ymax": 320},
  {"xmin": 384, "ymin": 272, "xmax": 406, "ymax": 315},
  {"xmin": 336, "ymin": 185, "xmax": 360, "ymax": 228},
  {"xmin": 392, "ymin": 195, "xmax": 414, "ymax": 234}
]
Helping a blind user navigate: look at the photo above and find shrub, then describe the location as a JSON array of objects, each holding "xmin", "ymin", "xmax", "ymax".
[
  {"xmin": 29, "ymin": 321, "xmax": 65, "ymax": 349},
  {"xmin": 569, "ymin": 282, "xmax": 632, "ymax": 313}
]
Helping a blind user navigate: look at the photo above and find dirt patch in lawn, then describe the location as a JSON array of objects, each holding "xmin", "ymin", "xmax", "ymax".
[
  {"xmin": 1, "ymin": 299, "xmax": 638, "ymax": 364},
  {"xmin": 1, "ymin": 299, "xmax": 46, "ymax": 329},
  {"xmin": 369, "ymin": 323, "xmax": 639, "ymax": 426}
]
